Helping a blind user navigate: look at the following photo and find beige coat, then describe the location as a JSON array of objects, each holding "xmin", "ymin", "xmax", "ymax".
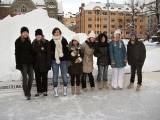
[{"xmin": 81, "ymin": 42, "xmax": 94, "ymax": 73}]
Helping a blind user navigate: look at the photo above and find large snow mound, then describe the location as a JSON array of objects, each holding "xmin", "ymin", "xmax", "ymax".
[{"xmin": 0, "ymin": 9, "xmax": 87, "ymax": 82}]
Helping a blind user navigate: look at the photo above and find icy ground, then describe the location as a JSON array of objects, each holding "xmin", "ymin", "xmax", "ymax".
[{"xmin": 0, "ymin": 72, "xmax": 160, "ymax": 120}]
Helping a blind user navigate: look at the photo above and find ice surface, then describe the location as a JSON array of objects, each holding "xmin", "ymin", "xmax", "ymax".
[{"xmin": 0, "ymin": 72, "xmax": 160, "ymax": 120}]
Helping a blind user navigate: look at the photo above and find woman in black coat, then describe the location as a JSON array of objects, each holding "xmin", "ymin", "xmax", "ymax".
[
  {"xmin": 15, "ymin": 27, "xmax": 34, "ymax": 100},
  {"xmin": 32, "ymin": 29, "xmax": 51, "ymax": 96},
  {"xmin": 94, "ymin": 33, "xmax": 110, "ymax": 89},
  {"xmin": 68, "ymin": 35, "xmax": 83, "ymax": 95},
  {"xmin": 127, "ymin": 33, "xmax": 146, "ymax": 91}
]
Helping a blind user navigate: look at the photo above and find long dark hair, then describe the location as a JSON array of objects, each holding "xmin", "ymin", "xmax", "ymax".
[{"xmin": 97, "ymin": 33, "xmax": 108, "ymax": 43}]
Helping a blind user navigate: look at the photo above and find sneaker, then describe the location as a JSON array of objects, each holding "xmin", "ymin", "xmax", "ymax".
[
  {"xmin": 127, "ymin": 83, "xmax": 134, "ymax": 89},
  {"xmin": 54, "ymin": 87, "xmax": 59, "ymax": 97},
  {"xmin": 26, "ymin": 96, "xmax": 31, "ymax": 100},
  {"xmin": 136, "ymin": 84, "xmax": 141, "ymax": 91},
  {"xmin": 63, "ymin": 86, "xmax": 67, "ymax": 96},
  {"xmin": 97, "ymin": 81, "xmax": 103, "ymax": 90}
]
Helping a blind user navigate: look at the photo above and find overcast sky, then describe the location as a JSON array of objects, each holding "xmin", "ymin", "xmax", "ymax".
[
  {"xmin": 58, "ymin": 0, "xmax": 152, "ymax": 15},
  {"xmin": 58, "ymin": 0, "xmax": 126, "ymax": 15}
]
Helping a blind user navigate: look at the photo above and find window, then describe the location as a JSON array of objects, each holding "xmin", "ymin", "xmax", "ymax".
[
  {"xmin": 103, "ymin": 25, "xmax": 107, "ymax": 28},
  {"xmin": 88, "ymin": 11, "xmax": 92, "ymax": 14},
  {"xmin": 88, "ymin": 24, "xmax": 92, "ymax": 28},
  {"xmin": 112, "ymin": 25, "xmax": 115, "ymax": 28},
  {"xmin": 21, "ymin": 6, "xmax": 27, "ymax": 12},
  {"xmin": 88, "ymin": 18, "xmax": 92, "ymax": 21}
]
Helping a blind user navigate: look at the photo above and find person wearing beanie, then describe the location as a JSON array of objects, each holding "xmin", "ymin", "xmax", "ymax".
[
  {"xmin": 127, "ymin": 33, "xmax": 146, "ymax": 91},
  {"xmin": 15, "ymin": 26, "xmax": 33, "ymax": 100},
  {"xmin": 109, "ymin": 29, "xmax": 127, "ymax": 90},
  {"xmin": 68, "ymin": 35, "xmax": 83, "ymax": 95},
  {"xmin": 32, "ymin": 29, "xmax": 51, "ymax": 97},
  {"xmin": 81, "ymin": 31, "xmax": 96, "ymax": 91},
  {"xmin": 94, "ymin": 33, "xmax": 111, "ymax": 90},
  {"xmin": 50, "ymin": 27, "xmax": 69, "ymax": 97}
]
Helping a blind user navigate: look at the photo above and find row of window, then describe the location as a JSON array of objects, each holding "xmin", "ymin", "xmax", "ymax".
[{"xmin": 87, "ymin": 11, "xmax": 131, "ymax": 16}]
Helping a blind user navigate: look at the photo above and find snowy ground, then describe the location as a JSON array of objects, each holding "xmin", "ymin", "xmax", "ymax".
[{"xmin": 0, "ymin": 72, "xmax": 160, "ymax": 120}]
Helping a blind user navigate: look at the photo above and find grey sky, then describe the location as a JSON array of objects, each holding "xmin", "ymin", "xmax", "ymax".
[{"xmin": 58, "ymin": 0, "xmax": 126, "ymax": 14}]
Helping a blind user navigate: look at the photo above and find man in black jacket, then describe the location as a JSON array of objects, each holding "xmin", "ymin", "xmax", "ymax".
[
  {"xmin": 127, "ymin": 33, "xmax": 146, "ymax": 91},
  {"xmin": 15, "ymin": 27, "xmax": 34, "ymax": 100},
  {"xmin": 32, "ymin": 29, "xmax": 51, "ymax": 97}
]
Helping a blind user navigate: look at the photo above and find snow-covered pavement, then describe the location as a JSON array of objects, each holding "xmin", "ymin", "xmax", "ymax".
[{"xmin": 0, "ymin": 72, "xmax": 160, "ymax": 120}]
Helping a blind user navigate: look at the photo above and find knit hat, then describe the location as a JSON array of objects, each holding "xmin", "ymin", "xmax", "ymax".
[
  {"xmin": 114, "ymin": 29, "xmax": 121, "ymax": 36},
  {"xmin": 88, "ymin": 31, "xmax": 96, "ymax": 38},
  {"xmin": 72, "ymin": 35, "xmax": 80, "ymax": 43},
  {"xmin": 21, "ymin": 27, "xmax": 29, "ymax": 34},
  {"xmin": 35, "ymin": 29, "xmax": 43, "ymax": 36}
]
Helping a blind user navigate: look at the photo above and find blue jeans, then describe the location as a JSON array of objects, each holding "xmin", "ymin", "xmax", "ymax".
[
  {"xmin": 52, "ymin": 61, "xmax": 68, "ymax": 87},
  {"xmin": 97, "ymin": 65, "xmax": 108, "ymax": 82}
]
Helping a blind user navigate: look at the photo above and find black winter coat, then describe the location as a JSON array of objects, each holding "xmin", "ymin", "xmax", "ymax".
[
  {"xmin": 15, "ymin": 37, "xmax": 33, "ymax": 70},
  {"xmin": 94, "ymin": 42, "xmax": 111, "ymax": 66},
  {"xmin": 50, "ymin": 37, "xmax": 69, "ymax": 61},
  {"xmin": 127, "ymin": 40, "xmax": 146, "ymax": 66},
  {"xmin": 68, "ymin": 45, "xmax": 83, "ymax": 75},
  {"xmin": 32, "ymin": 39, "xmax": 51, "ymax": 72}
]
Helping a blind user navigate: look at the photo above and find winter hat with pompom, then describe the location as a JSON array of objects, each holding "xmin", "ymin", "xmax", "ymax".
[
  {"xmin": 88, "ymin": 31, "xmax": 96, "ymax": 38},
  {"xmin": 114, "ymin": 29, "xmax": 121, "ymax": 36},
  {"xmin": 35, "ymin": 29, "xmax": 43, "ymax": 36}
]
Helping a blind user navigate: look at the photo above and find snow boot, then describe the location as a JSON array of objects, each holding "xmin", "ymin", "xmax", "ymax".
[
  {"xmin": 97, "ymin": 81, "xmax": 103, "ymax": 90},
  {"xmin": 71, "ymin": 86, "xmax": 75, "ymax": 95},
  {"xmin": 43, "ymin": 92, "xmax": 48, "ymax": 96},
  {"xmin": 76, "ymin": 86, "xmax": 81, "ymax": 95},
  {"xmin": 136, "ymin": 84, "xmax": 141, "ymax": 91},
  {"xmin": 103, "ymin": 81, "xmax": 109, "ymax": 89},
  {"xmin": 127, "ymin": 83, "xmax": 134, "ymax": 89},
  {"xmin": 35, "ymin": 93, "xmax": 41, "ymax": 97},
  {"xmin": 54, "ymin": 87, "xmax": 59, "ymax": 97},
  {"xmin": 63, "ymin": 86, "xmax": 67, "ymax": 96}
]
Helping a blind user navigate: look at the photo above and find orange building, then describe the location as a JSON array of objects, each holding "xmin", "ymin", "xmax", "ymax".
[{"xmin": 76, "ymin": 2, "xmax": 148, "ymax": 39}]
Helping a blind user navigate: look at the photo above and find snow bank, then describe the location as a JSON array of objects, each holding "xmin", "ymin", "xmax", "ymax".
[{"xmin": 0, "ymin": 9, "xmax": 86, "ymax": 82}]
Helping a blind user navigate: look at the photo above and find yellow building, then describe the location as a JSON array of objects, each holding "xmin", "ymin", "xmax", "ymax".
[{"xmin": 76, "ymin": 2, "xmax": 148, "ymax": 39}]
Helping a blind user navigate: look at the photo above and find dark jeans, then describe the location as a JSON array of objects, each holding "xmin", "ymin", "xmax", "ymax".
[
  {"xmin": 20, "ymin": 64, "xmax": 34, "ymax": 97},
  {"xmin": 97, "ymin": 65, "xmax": 108, "ymax": 82},
  {"xmin": 81, "ymin": 72, "xmax": 95, "ymax": 89},
  {"xmin": 70, "ymin": 74, "xmax": 81, "ymax": 86},
  {"xmin": 35, "ymin": 71, "xmax": 48, "ymax": 93},
  {"xmin": 130, "ymin": 65, "xmax": 143, "ymax": 85}
]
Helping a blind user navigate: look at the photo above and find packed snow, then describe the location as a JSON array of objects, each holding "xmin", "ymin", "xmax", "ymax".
[{"xmin": 0, "ymin": 8, "xmax": 160, "ymax": 82}]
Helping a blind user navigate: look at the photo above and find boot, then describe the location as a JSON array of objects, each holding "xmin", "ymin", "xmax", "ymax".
[
  {"xmin": 35, "ymin": 93, "xmax": 41, "ymax": 97},
  {"xmin": 71, "ymin": 86, "xmax": 75, "ymax": 95},
  {"xmin": 63, "ymin": 86, "xmax": 67, "ymax": 96},
  {"xmin": 76, "ymin": 86, "xmax": 81, "ymax": 95},
  {"xmin": 54, "ymin": 87, "xmax": 59, "ymax": 97},
  {"xmin": 97, "ymin": 81, "xmax": 103, "ymax": 90},
  {"xmin": 91, "ymin": 87, "xmax": 95, "ymax": 91},
  {"xmin": 82, "ymin": 88, "xmax": 87, "ymax": 92},
  {"xmin": 127, "ymin": 83, "xmax": 134, "ymax": 89},
  {"xmin": 43, "ymin": 92, "xmax": 48, "ymax": 96},
  {"xmin": 103, "ymin": 81, "xmax": 109, "ymax": 89},
  {"xmin": 136, "ymin": 84, "xmax": 141, "ymax": 91}
]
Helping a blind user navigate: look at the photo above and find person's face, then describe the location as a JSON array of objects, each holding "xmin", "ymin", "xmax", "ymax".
[
  {"xmin": 21, "ymin": 32, "xmax": 29, "ymax": 39},
  {"xmin": 115, "ymin": 34, "xmax": 120, "ymax": 41},
  {"xmin": 101, "ymin": 36, "xmax": 106, "ymax": 43},
  {"xmin": 72, "ymin": 40, "xmax": 79, "ymax": 46},
  {"xmin": 89, "ymin": 37, "xmax": 95, "ymax": 43},
  {"xmin": 54, "ymin": 30, "xmax": 61, "ymax": 37},
  {"xmin": 131, "ymin": 36, "xmax": 135, "ymax": 41},
  {"xmin": 36, "ymin": 35, "xmax": 43, "ymax": 41}
]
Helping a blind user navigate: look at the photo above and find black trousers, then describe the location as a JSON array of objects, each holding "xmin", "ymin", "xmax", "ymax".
[
  {"xmin": 21, "ymin": 64, "xmax": 34, "ymax": 97},
  {"xmin": 70, "ymin": 74, "xmax": 81, "ymax": 86},
  {"xmin": 130, "ymin": 65, "xmax": 143, "ymax": 85},
  {"xmin": 81, "ymin": 72, "xmax": 95, "ymax": 89},
  {"xmin": 35, "ymin": 71, "xmax": 48, "ymax": 93}
]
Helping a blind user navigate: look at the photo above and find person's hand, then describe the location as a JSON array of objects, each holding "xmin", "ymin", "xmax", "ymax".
[{"xmin": 75, "ymin": 57, "xmax": 82, "ymax": 63}]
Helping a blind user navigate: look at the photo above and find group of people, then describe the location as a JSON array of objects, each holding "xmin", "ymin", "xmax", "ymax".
[{"xmin": 15, "ymin": 26, "xmax": 146, "ymax": 100}]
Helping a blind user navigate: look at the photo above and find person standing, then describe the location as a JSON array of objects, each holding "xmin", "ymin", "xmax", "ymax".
[
  {"xmin": 15, "ymin": 27, "xmax": 34, "ymax": 100},
  {"xmin": 50, "ymin": 27, "xmax": 69, "ymax": 97},
  {"xmin": 94, "ymin": 33, "xmax": 110, "ymax": 89},
  {"xmin": 127, "ymin": 33, "xmax": 146, "ymax": 91},
  {"xmin": 68, "ymin": 35, "xmax": 83, "ymax": 95},
  {"xmin": 109, "ymin": 29, "xmax": 127, "ymax": 90},
  {"xmin": 32, "ymin": 29, "xmax": 51, "ymax": 97},
  {"xmin": 81, "ymin": 31, "xmax": 96, "ymax": 91}
]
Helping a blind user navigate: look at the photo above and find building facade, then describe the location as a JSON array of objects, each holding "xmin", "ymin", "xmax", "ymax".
[
  {"xmin": 0, "ymin": 0, "xmax": 63, "ymax": 22},
  {"xmin": 76, "ymin": 2, "xmax": 148, "ymax": 39}
]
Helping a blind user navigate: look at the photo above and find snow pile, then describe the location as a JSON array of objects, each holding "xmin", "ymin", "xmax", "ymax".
[{"xmin": 0, "ymin": 9, "xmax": 86, "ymax": 82}]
